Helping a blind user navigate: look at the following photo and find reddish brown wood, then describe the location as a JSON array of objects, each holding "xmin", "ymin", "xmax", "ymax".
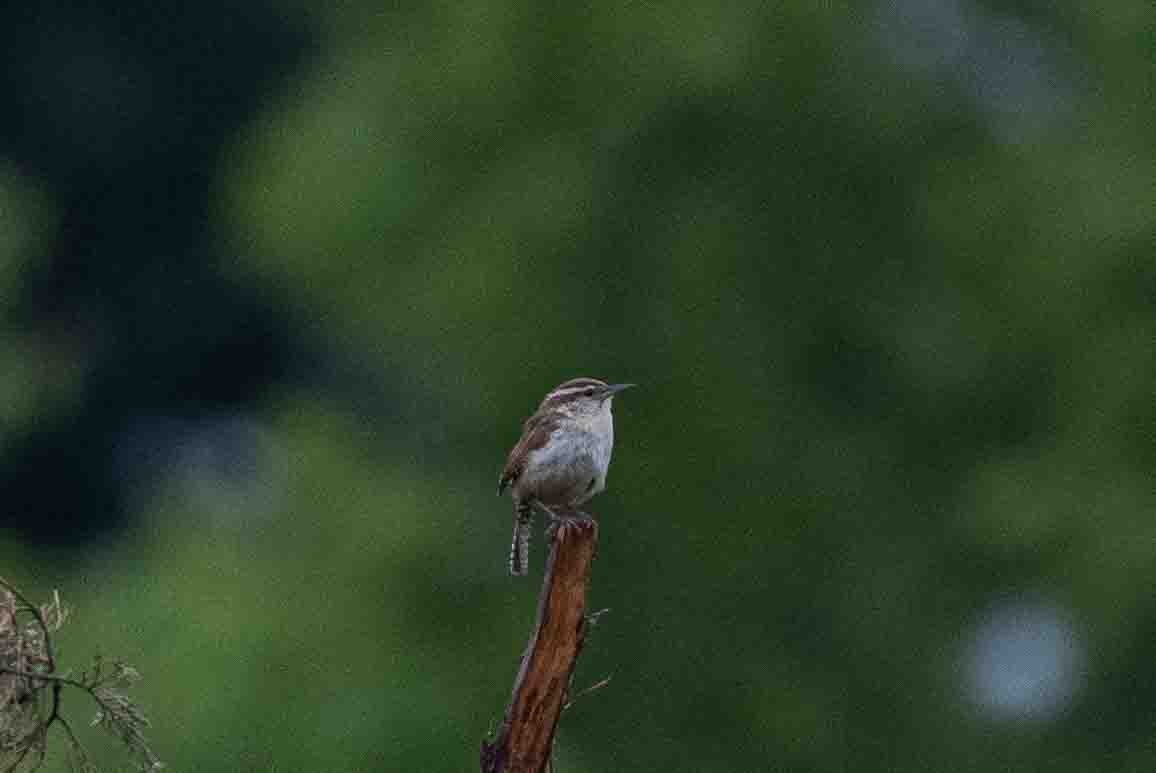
[{"xmin": 481, "ymin": 517, "xmax": 598, "ymax": 773}]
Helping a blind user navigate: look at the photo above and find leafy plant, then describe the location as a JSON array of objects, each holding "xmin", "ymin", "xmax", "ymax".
[{"xmin": 0, "ymin": 579, "xmax": 161, "ymax": 772}]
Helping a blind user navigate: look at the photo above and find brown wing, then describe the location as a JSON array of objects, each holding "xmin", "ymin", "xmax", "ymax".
[{"xmin": 497, "ymin": 413, "xmax": 557, "ymax": 495}]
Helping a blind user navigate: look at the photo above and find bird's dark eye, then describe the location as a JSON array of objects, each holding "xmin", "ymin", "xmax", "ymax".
[{"xmin": 584, "ymin": 388, "xmax": 595, "ymax": 397}]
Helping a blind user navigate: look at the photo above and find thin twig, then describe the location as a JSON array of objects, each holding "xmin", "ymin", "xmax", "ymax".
[
  {"xmin": 0, "ymin": 667, "xmax": 89, "ymax": 692},
  {"xmin": 562, "ymin": 675, "xmax": 612, "ymax": 710}
]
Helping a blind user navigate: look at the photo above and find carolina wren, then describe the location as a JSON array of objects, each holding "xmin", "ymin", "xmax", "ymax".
[{"xmin": 497, "ymin": 378, "xmax": 634, "ymax": 575}]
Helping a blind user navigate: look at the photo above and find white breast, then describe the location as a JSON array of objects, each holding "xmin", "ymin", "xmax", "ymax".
[{"xmin": 521, "ymin": 409, "xmax": 614, "ymax": 507}]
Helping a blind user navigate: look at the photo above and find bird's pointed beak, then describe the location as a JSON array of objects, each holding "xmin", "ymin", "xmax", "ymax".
[{"xmin": 603, "ymin": 383, "xmax": 636, "ymax": 398}]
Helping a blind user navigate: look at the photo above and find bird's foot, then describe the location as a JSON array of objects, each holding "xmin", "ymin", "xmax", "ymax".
[{"xmin": 543, "ymin": 508, "xmax": 595, "ymax": 541}]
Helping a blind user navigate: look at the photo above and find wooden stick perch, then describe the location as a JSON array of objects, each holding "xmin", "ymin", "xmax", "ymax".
[{"xmin": 481, "ymin": 516, "xmax": 599, "ymax": 773}]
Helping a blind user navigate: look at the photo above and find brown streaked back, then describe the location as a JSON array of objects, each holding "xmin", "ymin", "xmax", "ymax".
[{"xmin": 498, "ymin": 412, "xmax": 560, "ymax": 495}]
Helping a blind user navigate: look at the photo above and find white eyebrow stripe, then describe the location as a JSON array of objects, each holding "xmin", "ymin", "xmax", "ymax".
[
  {"xmin": 555, "ymin": 378, "xmax": 605, "ymax": 389},
  {"xmin": 543, "ymin": 378, "xmax": 608, "ymax": 403},
  {"xmin": 546, "ymin": 387, "xmax": 588, "ymax": 400}
]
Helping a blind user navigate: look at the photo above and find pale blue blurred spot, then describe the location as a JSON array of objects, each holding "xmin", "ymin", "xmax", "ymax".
[{"xmin": 961, "ymin": 595, "xmax": 1085, "ymax": 722}]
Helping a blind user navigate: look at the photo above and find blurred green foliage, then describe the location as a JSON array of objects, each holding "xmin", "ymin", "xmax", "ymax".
[{"xmin": 2, "ymin": 0, "xmax": 1155, "ymax": 770}]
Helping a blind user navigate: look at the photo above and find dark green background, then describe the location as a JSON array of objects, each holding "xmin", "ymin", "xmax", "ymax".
[{"xmin": 1, "ymin": 2, "xmax": 1154, "ymax": 770}]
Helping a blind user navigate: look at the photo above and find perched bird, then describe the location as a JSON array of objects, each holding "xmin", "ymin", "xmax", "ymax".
[{"xmin": 498, "ymin": 378, "xmax": 634, "ymax": 575}]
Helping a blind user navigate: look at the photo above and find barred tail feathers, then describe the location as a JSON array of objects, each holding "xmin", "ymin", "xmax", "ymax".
[{"xmin": 509, "ymin": 505, "xmax": 533, "ymax": 576}]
